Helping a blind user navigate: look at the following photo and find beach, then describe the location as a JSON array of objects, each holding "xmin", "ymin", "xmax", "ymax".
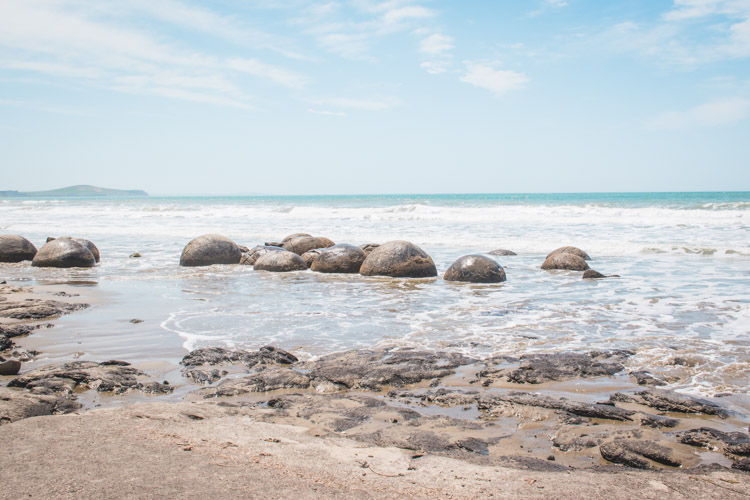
[{"xmin": 1, "ymin": 193, "xmax": 750, "ymax": 497}]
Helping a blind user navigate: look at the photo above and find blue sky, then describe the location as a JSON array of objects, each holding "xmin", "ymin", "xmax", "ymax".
[{"xmin": 1, "ymin": 0, "xmax": 749, "ymax": 195}]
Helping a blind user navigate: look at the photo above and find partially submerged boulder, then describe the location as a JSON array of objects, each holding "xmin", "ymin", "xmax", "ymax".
[
  {"xmin": 281, "ymin": 233, "xmax": 311, "ymax": 245},
  {"xmin": 179, "ymin": 234, "xmax": 241, "ymax": 267},
  {"xmin": 56, "ymin": 237, "xmax": 100, "ymax": 263},
  {"xmin": 359, "ymin": 243, "xmax": 380, "ymax": 256},
  {"xmin": 311, "ymin": 244, "xmax": 366, "ymax": 274},
  {"xmin": 0, "ymin": 235, "xmax": 37, "ymax": 262},
  {"xmin": 254, "ymin": 250, "xmax": 307, "ymax": 272},
  {"xmin": 31, "ymin": 239, "xmax": 96, "ymax": 268},
  {"xmin": 359, "ymin": 241, "xmax": 437, "ymax": 278},
  {"xmin": 0, "ymin": 358, "xmax": 21, "ymax": 376},
  {"xmin": 541, "ymin": 253, "xmax": 590, "ymax": 271},
  {"xmin": 240, "ymin": 245, "xmax": 283, "ymax": 266},
  {"xmin": 547, "ymin": 246, "xmax": 591, "ymax": 261},
  {"xmin": 301, "ymin": 249, "xmax": 324, "ymax": 268},
  {"xmin": 488, "ymin": 249, "xmax": 516, "ymax": 256},
  {"xmin": 583, "ymin": 270, "xmax": 620, "ymax": 279},
  {"xmin": 282, "ymin": 236, "xmax": 335, "ymax": 255},
  {"xmin": 444, "ymin": 255, "xmax": 506, "ymax": 283}
]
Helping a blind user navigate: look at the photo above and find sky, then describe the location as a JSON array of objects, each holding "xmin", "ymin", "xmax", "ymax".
[{"xmin": 1, "ymin": 0, "xmax": 749, "ymax": 195}]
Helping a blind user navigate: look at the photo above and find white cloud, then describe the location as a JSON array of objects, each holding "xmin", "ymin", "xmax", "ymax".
[
  {"xmin": 226, "ymin": 58, "xmax": 309, "ymax": 89},
  {"xmin": 460, "ymin": 62, "xmax": 529, "ymax": 97},
  {"xmin": 546, "ymin": 0, "xmax": 569, "ymax": 7},
  {"xmin": 307, "ymin": 108, "xmax": 347, "ymax": 117},
  {"xmin": 383, "ymin": 6, "xmax": 436, "ymax": 26},
  {"xmin": 420, "ymin": 61, "xmax": 449, "ymax": 74},
  {"xmin": 419, "ymin": 33, "xmax": 454, "ymax": 55},
  {"xmin": 311, "ymin": 97, "xmax": 401, "ymax": 110},
  {"xmin": 646, "ymin": 97, "xmax": 750, "ymax": 129}
]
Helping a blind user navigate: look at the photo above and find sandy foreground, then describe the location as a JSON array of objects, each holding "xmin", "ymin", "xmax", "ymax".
[
  {"xmin": 2, "ymin": 283, "xmax": 750, "ymax": 498},
  {"xmin": 2, "ymin": 401, "xmax": 749, "ymax": 499}
]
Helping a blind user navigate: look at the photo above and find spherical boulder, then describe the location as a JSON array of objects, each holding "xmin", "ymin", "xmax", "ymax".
[
  {"xmin": 0, "ymin": 359, "xmax": 21, "ymax": 376},
  {"xmin": 301, "ymin": 249, "xmax": 324, "ymax": 268},
  {"xmin": 488, "ymin": 248, "xmax": 517, "ymax": 256},
  {"xmin": 547, "ymin": 246, "xmax": 590, "ymax": 261},
  {"xmin": 240, "ymin": 245, "xmax": 283, "ymax": 266},
  {"xmin": 311, "ymin": 244, "xmax": 366, "ymax": 274},
  {"xmin": 282, "ymin": 236, "xmax": 335, "ymax": 255},
  {"xmin": 281, "ymin": 233, "xmax": 311, "ymax": 244},
  {"xmin": 444, "ymin": 255, "xmax": 506, "ymax": 283},
  {"xmin": 359, "ymin": 243, "xmax": 380, "ymax": 256},
  {"xmin": 582, "ymin": 270, "xmax": 620, "ymax": 279},
  {"xmin": 179, "ymin": 234, "xmax": 241, "ymax": 267},
  {"xmin": 254, "ymin": 250, "xmax": 307, "ymax": 272},
  {"xmin": 541, "ymin": 253, "xmax": 590, "ymax": 271},
  {"xmin": 32, "ymin": 239, "xmax": 96, "ymax": 268},
  {"xmin": 0, "ymin": 235, "xmax": 37, "ymax": 262},
  {"xmin": 359, "ymin": 240, "xmax": 437, "ymax": 278},
  {"xmin": 57, "ymin": 237, "xmax": 100, "ymax": 263}
]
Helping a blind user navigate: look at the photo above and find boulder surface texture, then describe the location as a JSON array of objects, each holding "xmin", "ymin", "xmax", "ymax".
[
  {"xmin": 180, "ymin": 234, "xmax": 241, "ymax": 267},
  {"xmin": 0, "ymin": 235, "xmax": 37, "ymax": 262},
  {"xmin": 32, "ymin": 239, "xmax": 96, "ymax": 268},
  {"xmin": 311, "ymin": 244, "xmax": 366, "ymax": 274},
  {"xmin": 547, "ymin": 246, "xmax": 591, "ymax": 261},
  {"xmin": 444, "ymin": 255, "xmax": 507, "ymax": 283},
  {"xmin": 359, "ymin": 240, "xmax": 437, "ymax": 278},
  {"xmin": 541, "ymin": 253, "xmax": 590, "ymax": 271},
  {"xmin": 254, "ymin": 250, "xmax": 307, "ymax": 272},
  {"xmin": 282, "ymin": 236, "xmax": 335, "ymax": 255}
]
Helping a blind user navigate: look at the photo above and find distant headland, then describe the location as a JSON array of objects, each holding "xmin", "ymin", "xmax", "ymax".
[{"xmin": 0, "ymin": 185, "xmax": 149, "ymax": 198}]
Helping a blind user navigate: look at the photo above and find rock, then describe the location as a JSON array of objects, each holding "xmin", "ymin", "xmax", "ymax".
[
  {"xmin": 303, "ymin": 348, "xmax": 474, "ymax": 390},
  {"xmin": 0, "ymin": 359, "xmax": 21, "ymax": 375},
  {"xmin": 311, "ymin": 244, "xmax": 366, "ymax": 274},
  {"xmin": 301, "ymin": 249, "xmax": 323, "ymax": 268},
  {"xmin": 129, "ymin": 252, "xmax": 141, "ymax": 258},
  {"xmin": 264, "ymin": 242, "xmax": 283, "ymax": 247},
  {"xmin": 57, "ymin": 237, "xmax": 100, "ymax": 263},
  {"xmin": 629, "ymin": 370, "xmax": 667, "ymax": 386},
  {"xmin": 547, "ymin": 246, "xmax": 591, "ymax": 261},
  {"xmin": 359, "ymin": 241, "xmax": 437, "ymax": 278},
  {"xmin": 240, "ymin": 246, "xmax": 284, "ymax": 266},
  {"xmin": 0, "ymin": 298, "xmax": 89, "ymax": 320},
  {"xmin": 504, "ymin": 350, "xmax": 633, "ymax": 384},
  {"xmin": 488, "ymin": 249, "xmax": 516, "ymax": 256},
  {"xmin": 238, "ymin": 246, "xmax": 249, "ymax": 253},
  {"xmin": 282, "ymin": 236, "xmax": 335, "ymax": 255},
  {"xmin": 600, "ymin": 439, "xmax": 683, "ymax": 468},
  {"xmin": 179, "ymin": 234, "xmax": 241, "ymax": 267},
  {"xmin": 0, "ymin": 386, "xmax": 80, "ymax": 425},
  {"xmin": 553, "ymin": 436, "xmax": 601, "ymax": 452},
  {"xmin": 254, "ymin": 250, "xmax": 307, "ymax": 272},
  {"xmin": 281, "ymin": 233, "xmax": 312, "ymax": 244},
  {"xmin": 31, "ymin": 239, "xmax": 96, "ymax": 268},
  {"xmin": 612, "ymin": 389, "xmax": 729, "ymax": 418},
  {"xmin": 199, "ymin": 367, "xmax": 311, "ymax": 397},
  {"xmin": 639, "ymin": 412, "xmax": 680, "ymax": 428},
  {"xmin": 7, "ymin": 361, "xmax": 174, "ymax": 395},
  {"xmin": 0, "ymin": 235, "xmax": 37, "ymax": 262},
  {"xmin": 541, "ymin": 253, "xmax": 590, "ymax": 271},
  {"xmin": 181, "ymin": 346, "xmax": 298, "ymax": 376},
  {"xmin": 184, "ymin": 368, "xmax": 224, "ymax": 385},
  {"xmin": 732, "ymin": 458, "xmax": 750, "ymax": 471},
  {"xmin": 443, "ymin": 255, "xmax": 506, "ymax": 283},
  {"xmin": 678, "ymin": 427, "xmax": 749, "ymax": 449},
  {"xmin": 583, "ymin": 270, "xmax": 620, "ymax": 279},
  {"xmin": 480, "ymin": 392, "xmax": 635, "ymax": 422},
  {"xmin": 359, "ymin": 243, "xmax": 380, "ymax": 256}
]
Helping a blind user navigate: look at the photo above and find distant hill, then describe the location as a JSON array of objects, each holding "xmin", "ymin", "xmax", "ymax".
[{"xmin": 0, "ymin": 185, "xmax": 149, "ymax": 198}]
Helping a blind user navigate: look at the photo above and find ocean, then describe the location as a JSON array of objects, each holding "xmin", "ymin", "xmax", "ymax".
[{"xmin": 1, "ymin": 192, "xmax": 749, "ymax": 396}]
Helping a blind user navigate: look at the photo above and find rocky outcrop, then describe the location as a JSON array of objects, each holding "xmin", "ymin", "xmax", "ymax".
[
  {"xmin": 479, "ymin": 392, "xmax": 636, "ymax": 422},
  {"xmin": 282, "ymin": 236, "xmax": 335, "ymax": 255},
  {"xmin": 198, "ymin": 367, "xmax": 312, "ymax": 397},
  {"xmin": 0, "ymin": 235, "xmax": 37, "ymax": 262},
  {"xmin": 488, "ymin": 249, "xmax": 516, "ymax": 256},
  {"xmin": 31, "ymin": 239, "xmax": 96, "ymax": 268},
  {"xmin": 0, "ymin": 298, "xmax": 88, "ymax": 320},
  {"xmin": 0, "ymin": 386, "xmax": 80, "ymax": 425},
  {"xmin": 499, "ymin": 351, "xmax": 633, "ymax": 384},
  {"xmin": 547, "ymin": 246, "xmax": 591, "ymax": 260},
  {"xmin": 254, "ymin": 250, "xmax": 307, "ymax": 272},
  {"xmin": 600, "ymin": 440, "xmax": 684, "ymax": 469},
  {"xmin": 443, "ymin": 255, "xmax": 506, "ymax": 283},
  {"xmin": 179, "ymin": 234, "xmax": 241, "ymax": 267},
  {"xmin": 610, "ymin": 389, "xmax": 729, "ymax": 418},
  {"xmin": 311, "ymin": 244, "xmax": 366, "ymax": 274},
  {"xmin": 359, "ymin": 241, "xmax": 437, "ymax": 278},
  {"xmin": 239, "ymin": 245, "xmax": 283, "ymax": 266},
  {"xmin": 540, "ymin": 253, "xmax": 590, "ymax": 271},
  {"xmin": 8, "ymin": 361, "xmax": 173, "ymax": 395},
  {"xmin": 181, "ymin": 346, "xmax": 299, "ymax": 384}
]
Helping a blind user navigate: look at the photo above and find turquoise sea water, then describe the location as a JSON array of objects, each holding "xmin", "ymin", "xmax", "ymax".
[{"xmin": 1, "ymin": 191, "xmax": 749, "ymax": 395}]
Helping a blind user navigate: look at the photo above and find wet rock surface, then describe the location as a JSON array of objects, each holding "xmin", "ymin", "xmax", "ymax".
[
  {"xmin": 547, "ymin": 246, "xmax": 591, "ymax": 261},
  {"xmin": 359, "ymin": 240, "xmax": 438, "ymax": 278},
  {"xmin": 0, "ymin": 235, "xmax": 37, "ymax": 262},
  {"xmin": 282, "ymin": 236, "xmax": 335, "ymax": 255},
  {"xmin": 600, "ymin": 440, "xmax": 684, "ymax": 469},
  {"xmin": 254, "ymin": 250, "xmax": 307, "ymax": 272},
  {"xmin": 480, "ymin": 392, "xmax": 636, "ymax": 422},
  {"xmin": 32, "ymin": 238, "xmax": 96, "ymax": 268},
  {"xmin": 611, "ymin": 389, "xmax": 730, "ymax": 418},
  {"xmin": 0, "ymin": 386, "xmax": 80, "ymax": 425},
  {"xmin": 179, "ymin": 234, "xmax": 241, "ymax": 267},
  {"xmin": 310, "ymin": 244, "xmax": 366, "ymax": 274},
  {"xmin": 7, "ymin": 361, "xmax": 173, "ymax": 395},
  {"xmin": 583, "ymin": 269, "xmax": 620, "ymax": 279},
  {"xmin": 0, "ymin": 358, "xmax": 22, "ymax": 375},
  {"xmin": 481, "ymin": 350, "xmax": 633, "ymax": 384},
  {"xmin": 359, "ymin": 243, "xmax": 380, "ymax": 256},
  {"xmin": 541, "ymin": 253, "xmax": 590, "ymax": 271},
  {"xmin": 0, "ymin": 298, "xmax": 89, "ymax": 320},
  {"xmin": 443, "ymin": 255, "xmax": 506, "ymax": 283},
  {"xmin": 301, "ymin": 249, "xmax": 323, "ymax": 268},
  {"xmin": 488, "ymin": 249, "xmax": 517, "ymax": 256},
  {"xmin": 56, "ymin": 237, "xmax": 100, "ymax": 263},
  {"xmin": 239, "ymin": 245, "xmax": 284, "ymax": 266}
]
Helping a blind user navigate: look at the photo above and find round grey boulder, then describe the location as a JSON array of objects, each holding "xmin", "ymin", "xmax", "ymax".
[
  {"xmin": 359, "ymin": 243, "xmax": 380, "ymax": 256},
  {"xmin": 240, "ymin": 245, "xmax": 284, "ymax": 266},
  {"xmin": 0, "ymin": 235, "xmax": 37, "ymax": 262},
  {"xmin": 57, "ymin": 237, "xmax": 100, "ymax": 263},
  {"xmin": 488, "ymin": 248, "xmax": 517, "ymax": 256},
  {"xmin": 282, "ymin": 236, "xmax": 335, "ymax": 255},
  {"xmin": 311, "ymin": 244, "xmax": 366, "ymax": 274},
  {"xmin": 301, "ymin": 249, "xmax": 324, "ymax": 268},
  {"xmin": 541, "ymin": 253, "xmax": 590, "ymax": 271},
  {"xmin": 547, "ymin": 246, "xmax": 590, "ymax": 261},
  {"xmin": 32, "ymin": 239, "xmax": 96, "ymax": 268},
  {"xmin": 179, "ymin": 234, "xmax": 241, "ymax": 267},
  {"xmin": 0, "ymin": 359, "xmax": 21, "ymax": 376},
  {"xmin": 444, "ymin": 255, "xmax": 506, "ymax": 283},
  {"xmin": 359, "ymin": 240, "xmax": 437, "ymax": 278},
  {"xmin": 254, "ymin": 250, "xmax": 307, "ymax": 272},
  {"xmin": 281, "ymin": 233, "xmax": 311, "ymax": 244}
]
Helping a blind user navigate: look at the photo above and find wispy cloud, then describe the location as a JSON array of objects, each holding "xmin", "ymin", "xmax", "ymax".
[
  {"xmin": 646, "ymin": 97, "xmax": 750, "ymax": 129},
  {"xmin": 419, "ymin": 33, "xmax": 454, "ymax": 55},
  {"xmin": 310, "ymin": 96, "xmax": 401, "ymax": 111},
  {"xmin": 460, "ymin": 62, "xmax": 529, "ymax": 97},
  {"xmin": 308, "ymin": 108, "xmax": 347, "ymax": 117}
]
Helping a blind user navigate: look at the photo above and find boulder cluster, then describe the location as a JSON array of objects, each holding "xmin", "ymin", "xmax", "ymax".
[{"xmin": 0, "ymin": 235, "xmax": 100, "ymax": 268}]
